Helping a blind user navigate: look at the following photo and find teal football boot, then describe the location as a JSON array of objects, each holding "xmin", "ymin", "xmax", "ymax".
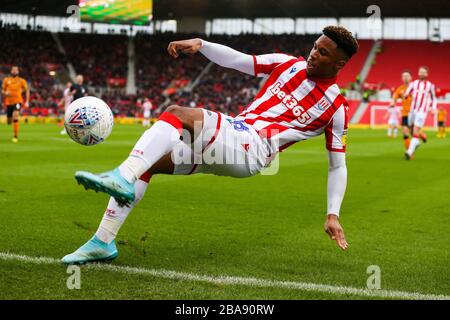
[
  {"xmin": 61, "ymin": 235, "xmax": 118, "ymax": 265},
  {"xmin": 75, "ymin": 168, "xmax": 135, "ymax": 207}
]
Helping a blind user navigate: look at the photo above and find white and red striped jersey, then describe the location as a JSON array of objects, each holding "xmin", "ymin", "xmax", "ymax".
[
  {"xmin": 236, "ymin": 54, "xmax": 348, "ymax": 153},
  {"xmin": 404, "ymin": 79, "xmax": 437, "ymax": 113}
]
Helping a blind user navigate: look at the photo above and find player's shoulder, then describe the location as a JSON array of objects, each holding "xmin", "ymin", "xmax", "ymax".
[
  {"xmin": 336, "ymin": 92, "xmax": 349, "ymax": 110},
  {"xmin": 275, "ymin": 55, "xmax": 306, "ymax": 72},
  {"xmin": 329, "ymin": 85, "xmax": 349, "ymax": 111}
]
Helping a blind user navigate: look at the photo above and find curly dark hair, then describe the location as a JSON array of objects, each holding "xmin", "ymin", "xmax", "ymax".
[{"xmin": 322, "ymin": 26, "xmax": 359, "ymax": 59}]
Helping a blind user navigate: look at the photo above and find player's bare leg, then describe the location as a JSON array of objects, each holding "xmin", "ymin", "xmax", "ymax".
[
  {"xmin": 12, "ymin": 109, "xmax": 19, "ymax": 143},
  {"xmin": 402, "ymin": 125, "xmax": 410, "ymax": 149}
]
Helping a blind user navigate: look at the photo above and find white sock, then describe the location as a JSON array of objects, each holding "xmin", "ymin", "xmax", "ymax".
[
  {"xmin": 119, "ymin": 116, "xmax": 182, "ymax": 183},
  {"xmin": 407, "ymin": 137, "xmax": 420, "ymax": 156},
  {"xmin": 393, "ymin": 128, "xmax": 398, "ymax": 137},
  {"xmin": 387, "ymin": 128, "xmax": 392, "ymax": 136},
  {"xmin": 95, "ymin": 179, "xmax": 149, "ymax": 243}
]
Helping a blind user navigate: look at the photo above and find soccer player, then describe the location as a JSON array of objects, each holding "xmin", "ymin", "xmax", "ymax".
[
  {"xmin": 62, "ymin": 26, "xmax": 359, "ymax": 264},
  {"xmin": 404, "ymin": 66, "xmax": 437, "ymax": 160},
  {"xmin": 1, "ymin": 66, "xmax": 29, "ymax": 143},
  {"xmin": 384, "ymin": 105, "xmax": 400, "ymax": 138},
  {"xmin": 142, "ymin": 98, "xmax": 152, "ymax": 127},
  {"xmin": 390, "ymin": 71, "xmax": 412, "ymax": 148},
  {"xmin": 58, "ymin": 81, "xmax": 73, "ymax": 135},
  {"xmin": 437, "ymin": 106, "xmax": 447, "ymax": 138}
]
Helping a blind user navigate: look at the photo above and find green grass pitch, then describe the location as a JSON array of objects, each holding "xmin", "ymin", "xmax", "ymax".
[{"xmin": 0, "ymin": 123, "xmax": 449, "ymax": 299}]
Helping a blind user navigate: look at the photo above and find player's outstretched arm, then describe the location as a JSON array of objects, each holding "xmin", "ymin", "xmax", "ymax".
[
  {"xmin": 167, "ymin": 38, "xmax": 254, "ymax": 75},
  {"xmin": 324, "ymin": 151, "xmax": 348, "ymax": 250}
]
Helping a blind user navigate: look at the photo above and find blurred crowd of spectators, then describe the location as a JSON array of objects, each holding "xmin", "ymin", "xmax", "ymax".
[
  {"xmin": 0, "ymin": 27, "xmax": 65, "ymax": 115},
  {"xmin": 59, "ymin": 33, "xmax": 128, "ymax": 87},
  {"xmin": 1, "ymin": 28, "xmax": 317, "ymax": 118}
]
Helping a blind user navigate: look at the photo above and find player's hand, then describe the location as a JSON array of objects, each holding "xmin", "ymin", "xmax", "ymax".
[
  {"xmin": 24, "ymin": 101, "xmax": 29, "ymax": 109},
  {"xmin": 324, "ymin": 214, "xmax": 348, "ymax": 250},
  {"xmin": 167, "ymin": 38, "xmax": 202, "ymax": 58}
]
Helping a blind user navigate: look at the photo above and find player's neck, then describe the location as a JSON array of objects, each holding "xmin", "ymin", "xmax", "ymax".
[{"xmin": 307, "ymin": 71, "xmax": 337, "ymax": 84}]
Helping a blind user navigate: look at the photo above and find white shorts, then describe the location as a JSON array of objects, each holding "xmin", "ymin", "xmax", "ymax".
[
  {"xmin": 388, "ymin": 118, "xmax": 398, "ymax": 126},
  {"xmin": 143, "ymin": 111, "xmax": 151, "ymax": 118},
  {"xmin": 409, "ymin": 111, "xmax": 427, "ymax": 128},
  {"xmin": 171, "ymin": 109, "xmax": 271, "ymax": 178}
]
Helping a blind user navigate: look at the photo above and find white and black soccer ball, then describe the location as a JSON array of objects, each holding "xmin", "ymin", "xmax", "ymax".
[{"xmin": 64, "ymin": 96, "xmax": 114, "ymax": 146}]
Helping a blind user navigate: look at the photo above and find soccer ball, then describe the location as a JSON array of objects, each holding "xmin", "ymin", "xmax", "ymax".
[{"xmin": 64, "ymin": 96, "xmax": 114, "ymax": 146}]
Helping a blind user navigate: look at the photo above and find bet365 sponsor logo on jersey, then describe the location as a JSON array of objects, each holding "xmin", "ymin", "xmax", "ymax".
[{"xmin": 269, "ymin": 82, "xmax": 311, "ymax": 123}]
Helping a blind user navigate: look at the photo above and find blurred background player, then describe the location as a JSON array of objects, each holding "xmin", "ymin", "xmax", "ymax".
[
  {"xmin": 142, "ymin": 98, "xmax": 152, "ymax": 127},
  {"xmin": 57, "ymin": 81, "xmax": 73, "ymax": 135},
  {"xmin": 384, "ymin": 105, "xmax": 400, "ymax": 138},
  {"xmin": 70, "ymin": 74, "xmax": 88, "ymax": 101},
  {"xmin": 390, "ymin": 71, "xmax": 412, "ymax": 148},
  {"xmin": 404, "ymin": 66, "xmax": 437, "ymax": 160},
  {"xmin": 437, "ymin": 106, "xmax": 447, "ymax": 138},
  {"xmin": 1, "ymin": 65, "xmax": 29, "ymax": 143}
]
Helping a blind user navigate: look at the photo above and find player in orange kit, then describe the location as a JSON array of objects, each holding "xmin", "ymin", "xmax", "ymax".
[
  {"xmin": 437, "ymin": 106, "xmax": 447, "ymax": 138},
  {"xmin": 2, "ymin": 66, "xmax": 29, "ymax": 143},
  {"xmin": 390, "ymin": 71, "xmax": 412, "ymax": 149}
]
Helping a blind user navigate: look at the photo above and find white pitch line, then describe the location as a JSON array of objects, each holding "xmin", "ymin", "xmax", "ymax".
[{"xmin": 1, "ymin": 251, "xmax": 448, "ymax": 300}]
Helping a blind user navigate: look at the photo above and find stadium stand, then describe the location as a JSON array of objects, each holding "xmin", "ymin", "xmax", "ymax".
[
  {"xmin": 336, "ymin": 40, "xmax": 374, "ymax": 89},
  {"xmin": 59, "ymin": 33, "xmax": 128, "ymax": 87},
  {"xmin": 134, "ymin": 32, "xmax": 209, "ymax": 113},
  {"xmin": 2, "ymin": 26, "xmax": 450, "ymax": 121},
  {"xmin": 0, "ymin": 27, "xmax": 66, "ymax": 114},
  {"xmin": 365, "ymin": 40, "xmax": 450, "ymax": 95}
]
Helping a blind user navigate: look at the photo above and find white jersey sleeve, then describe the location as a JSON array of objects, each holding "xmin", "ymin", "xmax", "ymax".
[
  {"xmin": 327, "ymin": 151, "xmax": 347, "ymax": 216},
  {"xmin": 199, "ymin": 40, "xmax": 254, "ymax": 75},
  {"xmin": 324, "ymin": 104, "xmax": 348, "ymax": 153},
  {"xmin": 253, "ymin": 53, "xmax": 297, "ymax": 77},
  {"xmin": 199, "ymin": 40, "xmax": 296, "ymax": 78}
]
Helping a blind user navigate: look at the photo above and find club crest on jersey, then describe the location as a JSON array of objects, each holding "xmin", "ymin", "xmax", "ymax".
[
  {"xmin": 316, "ymin": 97, "xmax": 331, "ymax": 111},
  {"xmin": 269, "ymin": 82, "xmax": 311, "ymax": 124},
  {"xmin": 289, "ymin": 67, "xmax": 297, "ymax": 74}
]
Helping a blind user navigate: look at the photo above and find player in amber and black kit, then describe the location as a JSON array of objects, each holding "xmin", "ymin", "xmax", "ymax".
[{"xmin": 2, "ymin": 65, "xmax": 29, "ymax": 143}]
